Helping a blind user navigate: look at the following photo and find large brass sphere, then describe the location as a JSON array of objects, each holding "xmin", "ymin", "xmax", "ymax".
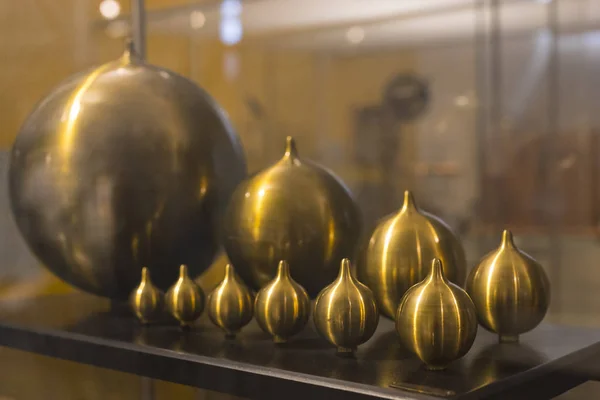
[
  {"xmin": 8, "ymin": 43, "xmax": 246, "ymax": 300},
  {"xmin": 357, "ymin": 190, "xmax": 466, "ymax": 319},
  {"xmin": 466, "ymin": 230, "xmax": 550, "ymax": 343},
  {"xmin": 223, "ymin": 136, "xmax": 361, "ymax": 297}
]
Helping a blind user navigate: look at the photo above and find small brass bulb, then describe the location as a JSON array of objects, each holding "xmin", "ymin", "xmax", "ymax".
[
  {"xmin": 207, "ymin": 264, "xmax": 254, "ymax": 338},
  {"xmin": 129, "ymin": 267, "xmax": 164, "ymax": 324},
  {"xmin": 166, "ymin": 264, "xmax": 205, "ymax": 327},
  {"xmin": 314, "ymin": 258, "xmax": 379, "ymax": 355},
  {"xmin": 254, "ymin": 260, "xmax": 310, "ymax": 343},
  {"xmin": 466, "ymin": 230, "xmax": 550, "ymax": 343}
]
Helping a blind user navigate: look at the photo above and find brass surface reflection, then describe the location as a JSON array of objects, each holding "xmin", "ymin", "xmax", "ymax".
[
  {"xmin": 223, "ymin": 136, "xmax": 361, "ymax": 297},
  {"xmin": 358, "ymin": 191, "xmax": 466, "ymax": 319},
  {"xmin": 466, "ymin": 230, "xmax": 550, "ymax": 342},
  {"xmin": 468, "ymin": 342, "xmax": 546, "ymax": 389},
  {"xmin": 313, "ymin": 258, "xmax": 379, "ymax": 355},
  {"xmin": 207, "ymin": 264, "xmax": 254, "ymax": 338},
  {"xmin": 396, "ymin": 258, "xmax": 477, "ymax": 370},
  {"xmin": 8, "ymin": 40, "xmax": 246, "ymax": 300},
  {"xmin": 254, "ymin": 260, "xmax": 310, "ymax": 343},
  {"xmin": 129, "ymin": 267, "xmax": 164, "ymax": 324},
  {"xmin": 166, "ymin": 265, "xmax": 205, "ymax": 327}
]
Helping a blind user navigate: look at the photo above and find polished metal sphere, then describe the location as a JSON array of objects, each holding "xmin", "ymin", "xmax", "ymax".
[
  {"xmin": 223, "ymin": 136, "xmax": 362, "ymax": 297},
  {"xmin": 9, "ymin": 43, "xmax": 246, "ymax": 300}
]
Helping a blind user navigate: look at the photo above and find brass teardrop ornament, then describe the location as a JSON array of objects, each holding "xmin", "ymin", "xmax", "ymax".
[
  {"xmin": 254, "ymin": 260, "xmax": 310, "ymax": 343},
  {"xmin": 129, "ymin": 267, "xmax": 165, "ymax": 324},
  {"xmin": 358, "ymin": 191, "xmax": 466, "ymax": 319},
  {"xmin": 314, "ymin": 258, "xmax": 379, "ymax": 355},
  {"xmin": 166, "ymin": 265, "xmax": 206, "ymax": 327},
  {"xmin": 223, "ymin": 136, "xmax": 362, "ymax": 298},
  {"xmin": 207, "ymin": 264, "xmax": 254, "ymax": 338},
  {"xmin": 396, "ymin": 258, "xmax": 478, "ymax": 370},
  {"xmin": 466, "ymin": 230, "xmax": 550, "ymax": 343}
]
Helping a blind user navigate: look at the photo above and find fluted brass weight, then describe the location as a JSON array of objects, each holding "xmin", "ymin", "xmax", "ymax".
[
  {"xmin": 166, "ymin": 265, "xmax": 205, "ymax": 328},
  {"xmin": 129, "ymin": 267, "xmax": 164, "ymax": 324},
  {"xmin": 396, "ymin": 258, "xmax": 477, "ymax": 370},
  {"xmin": 466, "ymin": 230, "xmax": 550, "ymax": 343},
  {"xmin": 207, "ymin": 264, "xmax": 254, "ymax": 339},
  {"xmin": 314, "ymin": 258, "xmax": 379, "ymax": 355},
  {"xmin": 254, "ymin": 260, "xmax": 310, "ymax": 343}
]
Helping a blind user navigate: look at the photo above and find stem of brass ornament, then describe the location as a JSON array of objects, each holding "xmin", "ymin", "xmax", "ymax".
[{"xmin": 131, "ymin": 0, "xmax": 146, "ymax": 60}]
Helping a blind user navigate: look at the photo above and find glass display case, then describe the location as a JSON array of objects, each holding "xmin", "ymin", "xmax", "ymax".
[{"xmin": 1, "ymin": 0, "xmax": 600, "ymax": 398}]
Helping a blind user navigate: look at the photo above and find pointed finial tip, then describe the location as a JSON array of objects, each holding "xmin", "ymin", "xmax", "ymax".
[
  {"xmin": 179, "ymin": 264, "xmax": 188, "ymax": 277},
  {"xmin": 339, "ymin": 258, "xmax": 352, "ymax": 279},
  {"xmin": 501, "ymin": 229, "xmax": 515, "ymax": 248},
  {"xmin": 122, "ymin": 38, "xmax": 139, "ymax": 64},
  {"xmin": 284, "ymin": 136, "xmax": 298, "ymax": 159},
  {"xmin": 277, "ymin": 260, "xmax": 290, "ymax": 276},
  {"xmin": 224, "ymin": 263, "xmax": 234, "ymax": 277},
  {"xmin": 430, "ymin": 258, "xmax": 445, "ymax": 279},
  {"xmin": 141, "ymin": 267, "xmax": 149, "ymax": 280},
  {"xmin": 401, "ymin": 190, "xmax": 417, "ymax": 212}
]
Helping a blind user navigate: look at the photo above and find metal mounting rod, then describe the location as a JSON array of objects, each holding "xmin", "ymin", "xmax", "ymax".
[{"xmin": 131, "ymin": 0, "xmax": 146, "ymax": 60}]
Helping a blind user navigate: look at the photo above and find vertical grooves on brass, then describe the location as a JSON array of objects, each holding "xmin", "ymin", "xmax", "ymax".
[
  {"xmin": 207, "ymin": 264, "xmax": 254, "ymax": 338},
  {"xmin": 314, "ymin": 258, "xmax": 379, "ymax": 355},
  {"xmin": 254, "ymin": 260, "xmax": 310, "ymax": 343},
  {"xmin": 166, "ymin": 265, "xmax": 205, "ymax": 327},
  {"xmin": 396, "ymin": 258, "xmax": 477, "ymax": 370},
  {"xmin": 466, "ymin": 230, "xmax": 550, "ymax": 342}
]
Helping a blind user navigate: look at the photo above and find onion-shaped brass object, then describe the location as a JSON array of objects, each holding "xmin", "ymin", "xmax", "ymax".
[
  {"xmin": 396, "ymin": 258, "xmax": 477, "ymax": 370},
  {"xmin": 207, "ymin": 264, "xmax": 254, "ymax": 338},
  {"xmin": 358, "ymin": 190, "xmax": 466, "ymax": 319},
  {"xmin": 223, "ymin": 136, "xmax": 361, "ymax": 298},
  {"xmin": 254, "ymin": 260, "xmax": 310, "ymax": 343},
  {"xmin": 8, "ymin": 40, "xmax": 246, "ymax": 300},
  {"xmin": 466, "ymin": 230, "xmax": 550, "ymax": 343},
  {"xmin": 129, "ymin": 267, "xmax": 164, "ymax": 324},
  {"xmin": 166, "ymin": 265, "xmax": 205, "ymax": 327},
  {"xmin": 313, "ymin": 258, "xmax": 379, "ymax": 355}
]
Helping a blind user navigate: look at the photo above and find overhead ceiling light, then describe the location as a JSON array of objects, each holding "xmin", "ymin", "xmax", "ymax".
[
  {"xmin": 346, "ymin": 26, "xmax": 365, "ymax": 44},
  {"xmin": 221, "ymin": 0, "xmax": 242, "ymax": 18},
  {"xmin": 535, "ymin": 0, "xmax": 552, "ymax": 4},
  {"xmin": 220, "ymin": 17, "xmax": 243, "ymax": 46},
  {"xmin": 190, "ymin": 11, "xmax": 206, "ymax": 29},
  {"xmin": 99, "ymin": 0, "xmax": 121, "ymax": 20}
]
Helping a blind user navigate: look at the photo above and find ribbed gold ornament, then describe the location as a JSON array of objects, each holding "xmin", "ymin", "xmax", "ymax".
[
  {"xmin": 129, "ymin": 267, "xmax": 164, "ymax": 324},
  {"xmin": 166, "ymin": 265, "xmax": 205, "ymax": 327},
  {"xmin": 396, "ymin": 258, "xmax": 477, "ymax": 370},
  {"xmin": 358, "ymin": 191, "xmax": 466, "ymax": 319},
  {"xmin": 314, "ymin": 258, "xmax": 379, "ymax": 355},
  {"xmin": 207, "ymin": 264, "xmax": 254, "ymax": 338},
  {"xmin": 254, "ymin": 260, "xmax": 310, "ymax": 343},
  {"xmin": 466, "ymin": 230, "xmax": 550, "ymax": 343}
]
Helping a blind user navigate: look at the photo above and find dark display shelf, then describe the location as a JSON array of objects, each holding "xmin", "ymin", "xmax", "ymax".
[{"xmin": 0, "ymin": 294, "xmax": 598, "ymax": 399}]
